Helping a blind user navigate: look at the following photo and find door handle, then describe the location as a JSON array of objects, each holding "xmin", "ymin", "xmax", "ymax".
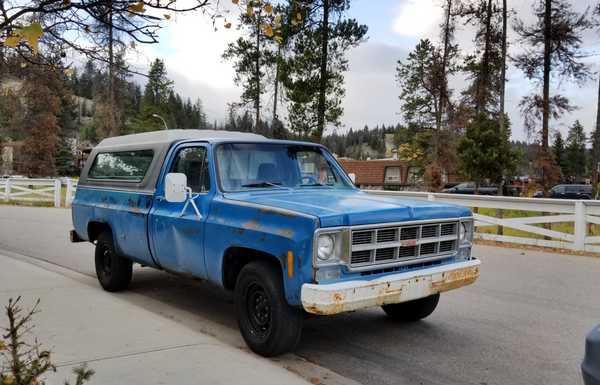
[{"xmin": 156, "ymin": 196, "xmax": 165, "ymax": 202}]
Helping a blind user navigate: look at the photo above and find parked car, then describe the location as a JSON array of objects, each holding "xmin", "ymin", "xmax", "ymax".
[
  {"xmin": 583, "ymin": 324, "xmax": 600, "ymax": 385},
  {"xmin": 533, "ymin": 184, "xmax": 592, "ymax": 199},
  {"xmin": 70, "ymin": 130, "xmax": 480, "ymax": 357},
  {"xmin": 443, "ymin": 182, "xmax": 498, "ymax": 195}
]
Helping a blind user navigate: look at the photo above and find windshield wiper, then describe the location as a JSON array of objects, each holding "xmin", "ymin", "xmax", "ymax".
[{"xmin": 241, "ymin": 181, "xmax": 292, "ymax": 191}]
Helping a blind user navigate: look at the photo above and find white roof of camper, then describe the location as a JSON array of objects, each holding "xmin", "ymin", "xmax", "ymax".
[{"xmin": 96, "ymin": 129, "xmax": 267, "ymax": 149}]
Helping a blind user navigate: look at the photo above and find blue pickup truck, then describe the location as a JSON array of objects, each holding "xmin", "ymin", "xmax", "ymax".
[{"xmin": 70, "ymin": 129, "xmax": 480, "ymax": 356}]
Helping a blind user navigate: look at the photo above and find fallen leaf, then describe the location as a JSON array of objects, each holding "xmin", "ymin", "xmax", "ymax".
[
  {"xmin": 224, "ymin": 22, "xmax": 232, "ymax": 29},
  {"xmin": 264, "ymin": 3, "xmax": 273, "ymax": 14},
  {"xmin": 164, "ymin": 14, "xmax": 171, "ymax": 20},
  {"xmin": 231, "ymin": 0, "xmax": 239, "ymax": 3}
]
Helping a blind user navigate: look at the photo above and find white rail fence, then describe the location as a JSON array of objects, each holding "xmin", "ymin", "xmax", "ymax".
[
  {"xmin": 0, "ymin": 178, "xmax": 77, "ymax": 208},
  {"xmin": 1, "ymin": 178, "xmax": 599, "ymax": 252},
  {"xmin": 369, "ymin": 190, "xmax": 600, "ymax": 253}
]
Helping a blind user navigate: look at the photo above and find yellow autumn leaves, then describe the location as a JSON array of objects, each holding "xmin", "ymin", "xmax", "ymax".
[
  {"xmin": 230, "ymin": 0, "xmax": 291, "ymax": 44},
  {"xmin": 4, "ymin": 22, "xmax": 43, "ymax": 54},
  {"xmin": 397, "ymin": 143, "xmax": 423, "ymax": 163}
]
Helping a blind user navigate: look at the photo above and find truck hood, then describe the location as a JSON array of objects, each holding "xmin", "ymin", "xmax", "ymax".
[{"xmin": 223, "ymin": 189, "xmax": 471, "ymax": 227}]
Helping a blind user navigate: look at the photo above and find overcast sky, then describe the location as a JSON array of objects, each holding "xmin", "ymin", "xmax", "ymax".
[{"xmin": 129, "ymin": 0, "xmax": 599, "ymax": 142}]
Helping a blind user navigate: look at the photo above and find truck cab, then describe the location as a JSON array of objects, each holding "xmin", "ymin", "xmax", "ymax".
[{"xmin": 71, "ymin": 129, "xmax": 480, "ymax": 357}]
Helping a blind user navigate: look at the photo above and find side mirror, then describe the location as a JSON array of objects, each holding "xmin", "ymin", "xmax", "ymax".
[
  {"xmin": 165, "ymin": 173, "xmax": 188, "ymax": 203},
  {"xmin": 348, "ymin": 173, "xmax": 356, "ymax": 184}
]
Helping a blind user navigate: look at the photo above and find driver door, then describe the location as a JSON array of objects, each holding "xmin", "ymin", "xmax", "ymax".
[{"xmin": 149, "ymin": 144, "xmax": 212, "ymax": 278}]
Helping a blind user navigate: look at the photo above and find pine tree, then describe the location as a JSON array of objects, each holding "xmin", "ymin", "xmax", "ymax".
[
  {"xmin": 458, "ymin": 114, "xmax": 517, "ymax": 192},
  {"xmin": 129, "ymin": 58, "xmax": 174, "ymax": 133},
  {"xmin": 565, "ymin": 120, "xmax": 587, "ymax": 180},
  {"xmin": 282, "ymin": 1, "xmax": 367, "ymax": 141},
  {"xmin": 552, "ymin": 131, "xmax": 566, "ymax": 177},
  {"xmin": 514, "ymin": 0, "xmax": 591, "ymax": 192},
  {"xmin": 396, "ymin": 39, "xmax": 442, "ymax": 129},
  {"xmin": 458, "ymin": 0, "xmax": 503, "ymax": 116}
]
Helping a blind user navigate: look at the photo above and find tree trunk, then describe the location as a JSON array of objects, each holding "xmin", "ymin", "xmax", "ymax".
[
  {"xmin": 315, "ymin": 0, "xmax": 329, "ymax": 142},
  {"xmin": 107, "ymin": 0, "xmax": 116, "ymax": 137},
  {"xmin": 541, "ymin": 0, "xmax": 551, "ymax": 152},
  {"xmin": 273, "ymin": 46, "xmax": 281, "ymax": 123},
  {"xmin": 436, "ymin": 0, "xmax": 453, "ymax": 162},
  {"xmin": 498, "ymin": 0, "xmax": 507, "ymax": 131},
  {"xmin": 593, "ymin": 73, "xmax": 600, "ymax": 193},
  {"xmin": 497, "ymin": 0, "xmax": 508, "ymax": 236},
  {"xmin": 255, "ymin": 12, "xmax": 261, "ymax": 130},
  {"xmin": 477, "ymin": 0, "xmax": 493, "ymax": 115}
]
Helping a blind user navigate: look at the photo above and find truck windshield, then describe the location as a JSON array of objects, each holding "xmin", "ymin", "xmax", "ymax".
[{"xmin": 215, "ymin": 143, "xmax": 353, "ymax": 192}]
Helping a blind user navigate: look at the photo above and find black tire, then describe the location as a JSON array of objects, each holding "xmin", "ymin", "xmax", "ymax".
[
  {"xmin": 94, "ymin": 231, "xmax": 132, "ymax": 292},
  {"xmin": 382, "ymin": 293, "xmax": 440, "ymax": 322},
  {"xmin": 234, "ymin": 260, "xmax": 303, "ymax": 357}
]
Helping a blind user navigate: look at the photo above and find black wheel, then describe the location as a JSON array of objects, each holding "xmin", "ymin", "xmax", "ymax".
[
  {"xmin": 94, "ymin": 231, "xmax": 132, "ymax": 292},
  {"xmin": 382, "ymin": 293, "xmax": 440, "ymax": 322},
  {"xmin": 234, "ymin": 260, "xmax": 303, "ymax": 357}
]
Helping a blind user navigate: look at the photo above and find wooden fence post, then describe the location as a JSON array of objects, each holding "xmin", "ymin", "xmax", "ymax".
[
  {"xmin": 54, "ymin": 179, "xmax": 61, "ymax": 208},
  {"xmin": 5, "ymin": 178, "xmax": 11, "ymax": 201},
  {"xmin": 65, "ymin": 178, "xmax": 74, "ymax": 207},
  {"xmin": 574, "ymin": 201, "xmax": 586, "ymax": 251}
]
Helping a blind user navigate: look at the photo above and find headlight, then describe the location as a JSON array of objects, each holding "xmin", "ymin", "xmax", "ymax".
[
  {"xmin": 459, "ymin": 220, "xmax": 473, "ymax": 244},
  {"xmin": 314, "ymin": 229, "xmax": 350, "ymax": 267},
  {"xmin": 317, "ymin": 234, "xmax": 335, "ymax": 261},
  {"xmin": 459, "ymin": 222, "xmax": 467, "ymax": 241}
]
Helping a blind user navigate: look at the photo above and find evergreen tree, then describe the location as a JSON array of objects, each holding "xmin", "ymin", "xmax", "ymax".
[
  {"xmin": 565, "ymin": 120, "xmax": 587, "ymax": 180},
  {"xmin": 282, "ymin": 1, "xmax": 367, "ymax": 141},
  {"xmin": 129, "ymin": 58, "xmax": 173, "ymax": 132},
  {"xmin": 222, "ymin": 2, "xmax": 279, "ymax": 129},
  {"xmin": 396, "ymin": 39, "xmax": 442, "ymax": 129},
  {"xmin": 458, "ymin": 0, "xmax": 503, "ymax": 116},
  {"xmin": 514, "ymin": 0, "xmax": 591, "ymax": 192},
  {"xmin": 552, "ymin": 131, "xmax": 566, "ymax": 177},
  {"xmin": 457, "ymin": 114, "xmax": 518, "ymax": 191}
]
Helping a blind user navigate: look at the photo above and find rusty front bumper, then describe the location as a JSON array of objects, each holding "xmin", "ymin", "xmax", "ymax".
[{"xmin": 301, "ymin": 259, "xmax": 481, "ymax": 315}]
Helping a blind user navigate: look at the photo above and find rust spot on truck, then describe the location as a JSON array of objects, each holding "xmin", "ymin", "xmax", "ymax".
[
  {"xmin": 431, "ymin": 266, "xmax": 480, "ymax": 292},
  {"xmin": 241, "ymin": 219, "xmax": 259, "ymax": 231},
  {"xmin": 259, "ymin": 207, "xmax": 297, "ymax": 218},
  {"xmin": 276, "ymin": 228, "xmax": 294, "ymax": 238}
]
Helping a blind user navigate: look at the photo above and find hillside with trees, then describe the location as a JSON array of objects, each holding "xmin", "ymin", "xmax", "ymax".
[{"xmin": 0, "ymin": 0, "xmax": 599, "ymax": 194}]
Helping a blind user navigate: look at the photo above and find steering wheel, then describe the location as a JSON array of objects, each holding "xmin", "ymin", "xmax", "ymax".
[{"xmin": 301, "ymin": 175, "xmax": 318, "ymax": 185}]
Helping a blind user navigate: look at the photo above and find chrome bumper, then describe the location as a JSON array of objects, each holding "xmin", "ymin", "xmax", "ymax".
[{"xmin": 301, "ymin": 259, "xmax": 481, "ymax": 315}]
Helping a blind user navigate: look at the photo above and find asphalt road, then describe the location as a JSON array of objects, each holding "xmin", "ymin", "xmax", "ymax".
[{"xmin": 0, "ymin": 205, "xmax": 598, "ymax": 385}]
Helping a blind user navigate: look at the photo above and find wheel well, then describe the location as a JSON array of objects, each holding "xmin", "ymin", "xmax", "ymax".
[
  {"xmin": 222, "ymin": 247, "xmax": 281, "ymax": 291},
  {"xmin": 87, "ymin": 221, "xmax": 112, "ymax": 243}
]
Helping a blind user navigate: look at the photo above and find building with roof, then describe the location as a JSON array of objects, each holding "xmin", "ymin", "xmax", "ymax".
[{"xmin": 338, "ymin": 159, "xmax": 422, "ymax": 190}]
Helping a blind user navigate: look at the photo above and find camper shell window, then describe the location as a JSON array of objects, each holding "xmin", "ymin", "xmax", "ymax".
[{"xmin": 88, "ymin": 150, "xmax": 154, "ymax": 182}]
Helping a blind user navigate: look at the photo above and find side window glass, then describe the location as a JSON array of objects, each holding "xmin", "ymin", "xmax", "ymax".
[
  {"xmin": 171, "ymin": 147, "xmax": 210, "ymax": 193},
  {"xmin": 89, "ymin": 150, "xmax": 154, "ymax": 181}
]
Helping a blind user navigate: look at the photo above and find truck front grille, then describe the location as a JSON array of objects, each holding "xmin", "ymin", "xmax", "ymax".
[{"xmin": 349, "ymin": 220, "xmax": 459, "ymax": 269}]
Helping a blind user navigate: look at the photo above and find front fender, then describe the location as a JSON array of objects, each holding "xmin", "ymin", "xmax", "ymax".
[{"xmin": 205, "ymin": 196, "xmax": 319, "ymax": 306}]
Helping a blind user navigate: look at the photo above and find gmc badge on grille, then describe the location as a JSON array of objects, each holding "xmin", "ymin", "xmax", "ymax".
[{"xmin": 400, "ymin": 239, "xmax": 417, "ymax": 247}]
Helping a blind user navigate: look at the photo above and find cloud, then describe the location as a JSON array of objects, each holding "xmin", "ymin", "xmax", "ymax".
[
  {"xmin": 336, "ymin": 42, "xmax": 409, "ymax": 133},
  {"xmin": 391, "ymin": 0, "xmax": 442, "ymax": 37},
  {"xmin": 125, "ymin": 8, "xmax": 243, "ymax": 121}
]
